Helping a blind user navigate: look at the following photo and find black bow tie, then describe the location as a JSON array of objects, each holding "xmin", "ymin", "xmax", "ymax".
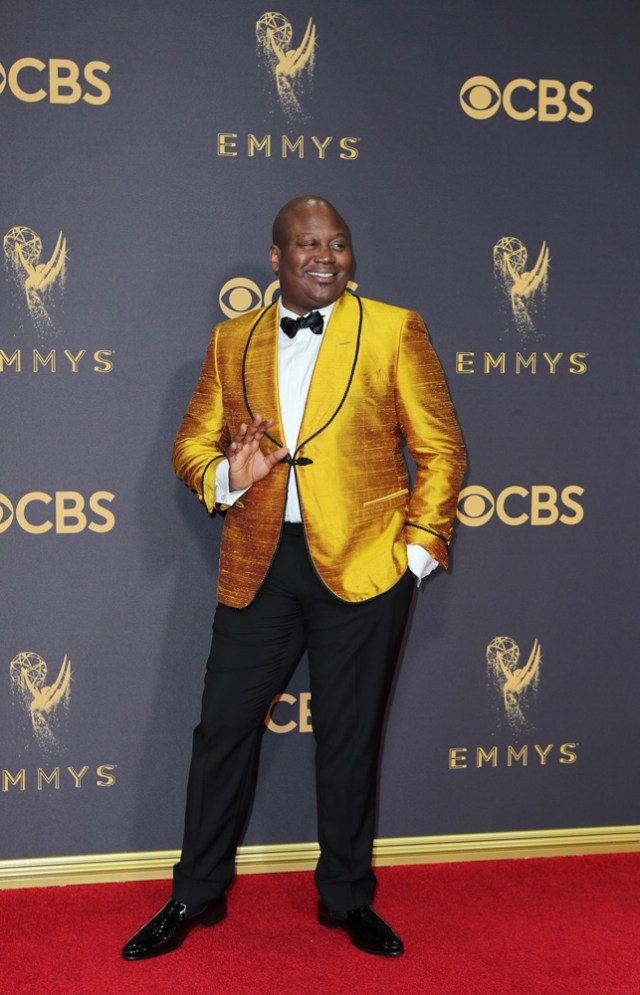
[{"xmin": 280, "ymin": 310, "xmax": 324, "ymax": 339}]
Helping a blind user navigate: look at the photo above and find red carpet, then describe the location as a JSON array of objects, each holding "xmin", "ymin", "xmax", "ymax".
[{"xmin": 3, "ymin": 854, "xmax": 640, "ymax": 994}]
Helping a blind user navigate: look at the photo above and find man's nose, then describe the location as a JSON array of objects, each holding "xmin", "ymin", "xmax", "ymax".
[{"xmin": 314, "ymin": 243, "xmax": 335, "ymax": 262}]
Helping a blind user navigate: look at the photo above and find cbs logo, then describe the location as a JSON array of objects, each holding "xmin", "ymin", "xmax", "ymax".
[
  {"xmin": 457, "ymin": 485, "xmax": 584, "ymax": 527},
  {"xmin": 0, "ymin": 491, "xmax": 115, "ymax": 534},
  {"xmin": 459, "ymin": 76, "xmax": 593, "ymax": 123},
  {"xmin": 219, "ymin": 277, "xmax": 359, "ymax": 319},
  {"xmin": 265, "ymin": 692, "xmax": 313, "ymax": 734},
  {"xmin": 0, "ymin": 58, "xmax": 110, "ymax": 105},
  {"xmin": 218, "ymin": 277, "xmax": 281, "ymax": 319}
]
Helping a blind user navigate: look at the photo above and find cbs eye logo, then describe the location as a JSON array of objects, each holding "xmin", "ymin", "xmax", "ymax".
[
  {"xmin": 218, "ymin": 277, "xmax": 281, "ymax": 319},
  {"xmin": 459, "ymin": 76, "xmax": 593, "ymax": 123},
  {"xmin": 457, "ymin": 485, "xmax": 584, "ymax": 527}
]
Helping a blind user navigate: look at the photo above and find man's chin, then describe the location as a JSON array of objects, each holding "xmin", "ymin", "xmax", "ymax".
[
  {"xmin": 308, "ymin": 282, "xmax": 348, "ymax": 307},
  {"xmin": 281, "ymin": 277, "xmax": 351, "ymax": 314}
]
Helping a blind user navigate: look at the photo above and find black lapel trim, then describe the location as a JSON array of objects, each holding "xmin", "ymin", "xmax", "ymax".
[
  {"xmin": 241, "ymin": 301, "xmax": 284, "ymax": 449},
  {"xmin": 404, "ymin": 521, "xmax": 450, "ymax": 547},
  {"xmin": 294, "ymin": 294, "xmax": 363, "ymax": 454}
]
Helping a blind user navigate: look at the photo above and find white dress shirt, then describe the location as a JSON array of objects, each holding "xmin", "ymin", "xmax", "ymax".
[{"xmin": 215, "ymin": 301, "xmax": 438, "ymax": 584}]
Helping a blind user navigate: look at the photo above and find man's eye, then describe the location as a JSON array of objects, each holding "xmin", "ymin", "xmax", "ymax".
[{"xmin": 331, "ymin": 242, "xmax": 346, "ymax": 250}]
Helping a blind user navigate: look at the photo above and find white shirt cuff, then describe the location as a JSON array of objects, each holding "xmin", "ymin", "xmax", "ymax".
[
  {"xmin": 215, "ymin": 459, "xmax": 250, "ymax": 507},
  {"xmin": 407, "ymin": 543, "xmax": 439, "ymax": 586}
]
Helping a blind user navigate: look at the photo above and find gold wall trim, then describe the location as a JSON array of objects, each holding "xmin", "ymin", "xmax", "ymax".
[{"xmin": 1, "ymin": 825, "xmax": 639, "ymax": 890}]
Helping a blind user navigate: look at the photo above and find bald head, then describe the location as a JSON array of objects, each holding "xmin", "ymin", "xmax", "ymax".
[{"xmin": 272, "ymin": 195, "xmax": 349, "ymax": 246}]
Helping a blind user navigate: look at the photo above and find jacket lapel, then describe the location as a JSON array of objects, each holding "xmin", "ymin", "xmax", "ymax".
[
  {"xmin": 295, "ymin": 292, "xmax": 362, "ymax": 452},
  {"xmin": 241, "ymin": 303, "xmax": 286, "ymax": 449}
]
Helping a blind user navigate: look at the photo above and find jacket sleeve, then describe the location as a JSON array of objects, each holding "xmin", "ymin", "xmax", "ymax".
[
  {"xmin": 172, "ymin": 325, "xmax": 232, "ymax": 512},
  {"xmin": 394, "ymin": 311, "xmax": 467, "ymax": 568}
]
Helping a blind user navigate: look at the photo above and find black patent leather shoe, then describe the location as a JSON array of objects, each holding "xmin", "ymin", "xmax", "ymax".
[
  {"xmin": 318, "ymin": 902, "xmax": 404, "ymax": 957},
  {"xmin": 122, "ymin": 897, "xmax": 227, "ymax": 960}
]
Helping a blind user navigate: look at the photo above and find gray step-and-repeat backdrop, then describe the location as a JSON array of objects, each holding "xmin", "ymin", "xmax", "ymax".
[{"xmin": 2, "ymin": 0, "xmax": 638, "ymax": 863}]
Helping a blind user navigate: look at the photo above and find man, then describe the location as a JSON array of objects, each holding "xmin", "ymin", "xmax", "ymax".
[{"xmin": 123, "ymin": 195, "xmax": 466, "ymax": 961}]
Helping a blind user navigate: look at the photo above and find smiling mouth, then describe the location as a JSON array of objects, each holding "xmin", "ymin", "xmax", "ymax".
[{"xmin": 306, "ymin": 270, "xmax": 337, "ymax": 279}]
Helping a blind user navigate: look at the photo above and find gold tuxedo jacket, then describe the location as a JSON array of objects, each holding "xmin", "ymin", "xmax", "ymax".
[{"xmin": 173, "ymin": 292, "xmax": 466, "ymax": 608}]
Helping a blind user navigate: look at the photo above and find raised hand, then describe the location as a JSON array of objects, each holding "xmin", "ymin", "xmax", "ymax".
[{"xmin": 227, "ymin": 413, "xmax": 289, "ymax": 491}]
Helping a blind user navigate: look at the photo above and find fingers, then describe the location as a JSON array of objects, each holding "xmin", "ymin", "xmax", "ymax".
[
  {"xmin": 267, "ymin": 446, "xmax": 289, "ymax": 466},
  {"xmin": 232, "ymin": 413, "xmax": 275, "ymax": 447},
  {"xmin": 226, "ymin": 414, "xmax": 282, "ymax": 466}
]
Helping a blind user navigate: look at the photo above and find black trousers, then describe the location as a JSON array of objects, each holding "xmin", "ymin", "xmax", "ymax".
[{"xmin": 173, "ymin": 524, "xmax": 414, "ymax": 914}]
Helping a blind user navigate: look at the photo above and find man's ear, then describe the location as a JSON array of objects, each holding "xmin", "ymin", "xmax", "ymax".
[{"xmin": 269, "ymin": 244, "xmax": 280, "ymax": 274}]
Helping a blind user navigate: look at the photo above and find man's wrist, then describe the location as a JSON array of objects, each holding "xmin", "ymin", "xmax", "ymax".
[{"xmin": 215, "ymin": 459, "xmax": 250, "ymax": 507}]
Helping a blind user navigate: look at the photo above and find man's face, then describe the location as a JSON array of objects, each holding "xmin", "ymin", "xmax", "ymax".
[{"xmin": 270, "ymin": 204, "xmax": 353, "ymax": 315}]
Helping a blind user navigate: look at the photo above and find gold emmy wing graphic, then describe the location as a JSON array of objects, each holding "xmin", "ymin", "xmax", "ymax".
[
  {"xmin": 256, "ymin": 12, "xmax": 316, "ymax": 119},
  {"xmin": 493, "ymin": 236, "xmax": 550, "ymax": 340},
  {"xmin": 3, "ymin": 226, "xmax": 67, "ymax": 332},
  {"xmin": 10, "ymin": 651, "xmax": 72, "ymax": 750},
  {"xmin": 486, "ymin": 636, "xmax": 542, "ymax": 732}
]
